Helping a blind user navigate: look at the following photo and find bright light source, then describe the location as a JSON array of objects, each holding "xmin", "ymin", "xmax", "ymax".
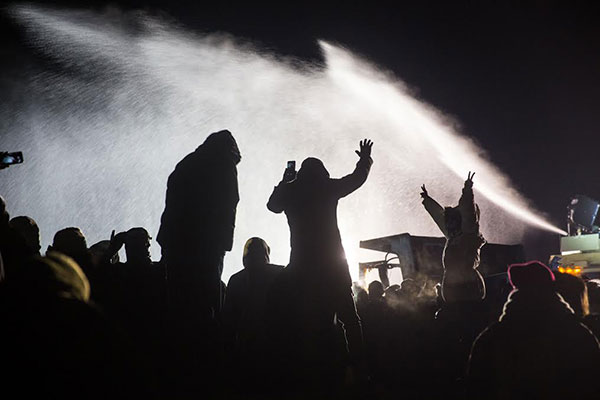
[{"xmin": 561, "ymin": 250, "xmax": 582, "ymax": 256}]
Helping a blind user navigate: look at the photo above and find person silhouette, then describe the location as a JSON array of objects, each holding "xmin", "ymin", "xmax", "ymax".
[
  {"xmin": 420, "ymin": 172, "xmax": 486, "ymax": 302},
  {"xmin": 156, "ymin": 130, "xmax": 240, "ymax": 396},
  {"xmin": 158, "ymin": 129, "xmax": 241, "ymax": 321},
  {"xmin": 267, "ymin": 139, "xmax": 373, "ymax": 368},
  {"xmin": 467, "ymin": 261, "xmax": 600, "ymax": 400}
]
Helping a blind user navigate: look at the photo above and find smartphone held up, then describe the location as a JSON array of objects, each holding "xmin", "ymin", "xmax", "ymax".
[
  {"xmin": 283, "ymin": 160, "xmax": 296, "ymax": 182},
  {"xmin": 1, "ymin": 152, "xmax": 24, "ymax": 169}
]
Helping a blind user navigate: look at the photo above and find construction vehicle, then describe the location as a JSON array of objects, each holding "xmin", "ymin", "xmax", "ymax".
[
  {"xmin": 549, "ymin": 195, "xmax": 600, "ymax": 278},
  {"xmin": 358, "ymin": 233, "xmax": 524, "ymax": 287}
]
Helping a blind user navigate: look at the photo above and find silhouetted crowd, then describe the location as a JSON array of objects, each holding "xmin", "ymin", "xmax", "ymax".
[{"xmin": 1, "ymin": 131, "xmax": 600, "ymax": 400}]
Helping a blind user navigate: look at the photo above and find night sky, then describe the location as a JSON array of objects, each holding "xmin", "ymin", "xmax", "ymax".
[{"xmin": 2, "ymin": 1, "xmax": 600, "ymax": 258}]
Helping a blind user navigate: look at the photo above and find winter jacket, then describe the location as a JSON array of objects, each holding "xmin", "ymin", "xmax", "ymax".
[
  {"xmin": 467, "ymin": 289, "xmax": 600, "ymax": 400},
  {"xmin": 422, "ymin": 182, "xmax": 486, "ymax": 301},
  {"xmin": 267, "ymin": 156, "xmax": 371, "ymax": 287},
  {"xmin": 157, "ymin": 130, "xmax": 240, "ymax": 255}
]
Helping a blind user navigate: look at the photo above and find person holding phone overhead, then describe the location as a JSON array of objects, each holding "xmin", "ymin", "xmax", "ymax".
[{"xmin": 267, "ymin": 139, "xmax": 373, "ymax": 368}]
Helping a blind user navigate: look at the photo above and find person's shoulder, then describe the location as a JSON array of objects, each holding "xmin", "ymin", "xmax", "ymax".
[
  {"xmin": 229, "ymin": 269, "xmax": 248, "ymax": 283},
  {"xmin": 172, "ymin": 151, "xmax": 199, "ymax": 171},
  {"xmin": 264, "ymin": 263, "xmax": 284, "ymax": 273},
  {"xmin": 470, "ymin": 322, "xmax": 502, "ymax": 352},
  {"xmin": 573, "ymin": 320, "xmax": 600, "ymax": 344}
]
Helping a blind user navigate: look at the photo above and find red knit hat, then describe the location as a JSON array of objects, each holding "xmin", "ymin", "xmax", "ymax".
[{"xmin": 508, "ymin": 260, "xmax": 555, "ymax": 290}]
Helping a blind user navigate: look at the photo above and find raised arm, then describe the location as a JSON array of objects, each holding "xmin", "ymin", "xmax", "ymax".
[
  {"xmin": 458, "ymin": 171, "xmax": 479, "ymax": 234},
  {"xmin": 267, "ymin": 181, "xmax": 289, "ymax": 214},
  {"xmin": 103, "ymin": 230, "xmax": 127, "ymax": 263},
  {"xmin": 332, "ymin": 139, "xmax": 373, "ymax": 198},
  {"xmin": 421, "ymin": 185, "xmax": 449, "ymax": 238}
]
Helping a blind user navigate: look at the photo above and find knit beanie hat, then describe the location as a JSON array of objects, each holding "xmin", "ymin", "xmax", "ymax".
[{"xmin": 508, "ymin": 260, "xmax": 555, "ymax": 291}]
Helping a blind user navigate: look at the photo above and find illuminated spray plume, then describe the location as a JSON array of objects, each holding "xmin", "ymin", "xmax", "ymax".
[{"xmin": 2, "ymin": 5, "xmax": 566, "ymax": 282}]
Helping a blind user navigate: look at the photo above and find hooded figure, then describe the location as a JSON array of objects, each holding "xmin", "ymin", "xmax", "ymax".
[
  {"xmin": 267, "ymin": 147, "xmax": 371, "ymax": 287},
  {"xmin": 222, "ymin": 237, "xmax": 283, "ymax": 390},
  {"xmin": 421, "ymin": 172, "xmax": 486, "ymax": 302},
  {"xmin": 467, "ymin": 261, "xmax": 600, "ymax": 400},
  {"xmin": 157, "ymin": 129, "xmax": 240, "ymax": 319},
  {"xmin": 267, "ymin": 139, "xmax": 373, "ymax": 370},
  {"xmin": 223, "ymin": 238, "xmax": 282, "ymax": 340}
]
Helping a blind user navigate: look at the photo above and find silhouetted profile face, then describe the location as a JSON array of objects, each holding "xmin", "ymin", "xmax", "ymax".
[
  {"xmin": 242, "ymin": 237, "xmax": 270, "ymax": 270},
  {"xmin": 200, "ymin": 129, "xmax": 241, "ymax": 165},
  {"xmin": 444, "ymin": 206, "xmax": 462, "ymax": 238},
  {"xmin": 52, "ymin": 227, "xmax": 88, "ymax": 260},
  {"xmin": 296, "ymin": 157, "xmax": 330, "ymax": 182},
  {"xmin": 9, "ymin": 216, "xmax": 41, "ymax": 254},
  {"xmin": 124, "ymin": 227, "xmax": 151, "ymax": 263},
  {"xmin": 368, "ymin": 280, "xmax": 384, "ymax": 300}
]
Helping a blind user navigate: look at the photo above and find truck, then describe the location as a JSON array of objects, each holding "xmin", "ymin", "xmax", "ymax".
[
  {"xmin": 358, "ymin": 232, "xmax": 524, "ymax": 287},
  {"xmin": 549, "ymin": 194, "xmax": 600, "ymax": 278}
]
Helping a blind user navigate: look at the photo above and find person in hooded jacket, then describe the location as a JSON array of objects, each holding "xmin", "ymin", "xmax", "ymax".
[
  {"xmin": 267, "ymin": 139, "xmax": 373, "ymax": 382},
  {"xmin": 223, "ymin": 237, "xmax": 283, "ymax": 353},
  {"xmin": 157, "ymin": 130, "xmax": 240, "ymax": 397},
  {"xmin": 222, "ymin": 237, "xmax": 283, "ymax": 394},
  {"xmin": 157, "ymin": 129, "xmax": 240, "ymax": 320},
  {"xmin": 467, "ymin": 261, "xmax": 600, "ymax": 400}
]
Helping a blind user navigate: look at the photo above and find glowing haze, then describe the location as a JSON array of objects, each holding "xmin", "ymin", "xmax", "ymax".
[{"xmin": 1, "ymin": 5, "xmax": 565, "ymax": 282}]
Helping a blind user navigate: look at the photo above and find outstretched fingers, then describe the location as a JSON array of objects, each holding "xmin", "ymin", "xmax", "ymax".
[{"xmin": 357, "ymin": 139, "xmax": 373, "ymax": 158}]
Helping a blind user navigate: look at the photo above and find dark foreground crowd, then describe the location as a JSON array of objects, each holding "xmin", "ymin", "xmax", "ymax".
[{"xmin": 1, "ymin": 130, "xmax": 600, "ymax": 400}]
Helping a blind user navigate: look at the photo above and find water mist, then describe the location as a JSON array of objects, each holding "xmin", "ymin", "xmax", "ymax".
[{"xmin": 1, "ymin": 5, "xmax": 565, "ymax": 282}]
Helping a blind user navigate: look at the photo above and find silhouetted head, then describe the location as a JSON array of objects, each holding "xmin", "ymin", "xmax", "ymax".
[
  {"xmin": 508, "ymin": 260, "xmax": 555, "ymax": 293},
  {"xmin": 352, "ymin": 281, "xmax": 365, "ymax": 297},
  {"xmin": 124, "ymin": 227, "xmax": 151, "ymax": 264},
  {"xmin": 199, "ymin": 129, "xmax": 241, "ymax": 164},
  {"xmin": 444, "ymin": 206, "xmax": 462, "ymax": 237},
  {"xmin": 51, "ymin": 227, "xmax": 88, "ymax": 261},
  {"xmin": 554, "ymin": 272, "xmax": 589, "ymax": 318},
  {"xmin": 356, "ymin": 288, "xmax": 369, "ymax": 307},
  {"xmin": 400, "ymin": 278, "xmax": 421, "ymax": 299},
  {"xmin": 296, "ymin": 157, "xmax": 330, "ymax": 182},
  {"xmin": 11, "ymin": 251, "xmax": 90, "ymax": 302},
  {"xmin": 242, "ymin": 237, "xmax": 270, "ymax": 270},
  {"xmin": 368, "ymin": 280, "xmax": 384, "ymax": 301},
  {"xmin": 9, "ymin": 216, "xmax": 41, "ymax": 255}
]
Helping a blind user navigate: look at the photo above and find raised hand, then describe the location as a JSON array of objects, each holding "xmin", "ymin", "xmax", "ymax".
[
  {"xmin": 465, "ymin": 171, "xmax": 475, "ymax": 188},
  {"xmin": 110, "ymin": 229, "xmax": 127, "ymax": 249},
  {"xmin": 355, "ymin": 139, "xmax": 373, "ymax": 159},
  {"xmin": 420, "ymin": 184, "xmax": 428, "ymax": 199}
]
